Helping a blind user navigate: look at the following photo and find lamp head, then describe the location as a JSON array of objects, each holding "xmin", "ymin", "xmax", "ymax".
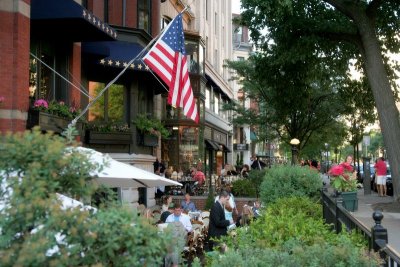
[{"xmin": 290, "ymin": 138, "xmax": 300, "ymax": 145}]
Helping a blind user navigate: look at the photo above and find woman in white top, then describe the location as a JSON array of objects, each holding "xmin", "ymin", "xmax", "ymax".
[{"xmin": 162, "ymin": 195, "xmax": 172, "ymax": 212}]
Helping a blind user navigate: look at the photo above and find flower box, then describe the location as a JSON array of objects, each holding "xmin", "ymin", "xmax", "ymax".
[
  {"xmin": 85, "ymin": 130, "xmax": 132, "ymax": 145},
  {"xmin": 341, "ymin": 191, "xmax": 358, "ymax": 212},
  {"xmin": 143, "ymin": 134, "xmax": 159, "ymax": 147},
  {"xmin": 27, "ymin": 110, "xmax": 80, "ymax": 134},
  {"xmin": 136, "ymin": 132, "xmax": 159, "ymax": 147}
]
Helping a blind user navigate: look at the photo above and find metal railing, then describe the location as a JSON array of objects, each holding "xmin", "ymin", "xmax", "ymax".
[{"xmin": 321, "ymin": 190, "xmax": 400, "ymax": 266}]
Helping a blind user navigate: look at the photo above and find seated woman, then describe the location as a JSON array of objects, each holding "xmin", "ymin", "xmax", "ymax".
[
  {"xmin": 162, "ymin": 195, "xmax": 173, "ymax": 212},
  {"xmin": 239, "ymin": 201, "xmax": 254, "ymax": 226},
  {"xmin": 241, "ymin": 164, "xmax": 250, "ymax": 178}
]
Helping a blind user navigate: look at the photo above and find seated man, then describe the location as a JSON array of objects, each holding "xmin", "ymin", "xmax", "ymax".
[
  {"xmin": 252, "ymin": 201, "xmax": 261, "ymax": 219},
  {"xmin": 181, "ymin": 193, "xmax": 197, "ymax": 212},
  {"xmin": 165, "ymin": 203, "xmax": 192, "ymax": 232}
]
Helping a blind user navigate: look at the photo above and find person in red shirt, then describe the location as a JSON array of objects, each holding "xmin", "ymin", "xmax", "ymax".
[
  {"xmin": 191, "ymin": 167, "xmax": 205, "ymax": 186},
  {"xmin": 374, "ymin": 157, "xmax": 387, "ymax": 197}
]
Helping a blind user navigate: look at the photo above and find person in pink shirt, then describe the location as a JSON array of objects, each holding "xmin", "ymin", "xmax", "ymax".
[
  {"xmin": 374, "ymin": 157, "xmax": 387, "ymax": 197},
  {"xmin": 191, "ymin": 167, "xmax": 205, "ymax": 186}
]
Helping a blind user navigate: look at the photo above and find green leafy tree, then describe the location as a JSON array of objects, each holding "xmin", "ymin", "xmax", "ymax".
[
  {"xmin": 225, "ymin": 46, "xmax": 347, "ymax": 157},
  {"xmin": 237, "ymin": 0, "xmax": 400, "ymax": 200},
  {"xmin": 0, "ymin": 129, "xmax": 171, "ymax": 266}
]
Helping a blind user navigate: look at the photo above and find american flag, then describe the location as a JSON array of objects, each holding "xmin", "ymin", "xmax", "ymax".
[{"xmin": 143, "ymin": 14, "xmax": 199, "ymax": 123}]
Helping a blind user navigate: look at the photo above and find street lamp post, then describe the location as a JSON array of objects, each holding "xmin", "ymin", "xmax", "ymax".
[
  {"xmin": 324, "ymin": 143, "xmax": 329, "ymax": 172},
  {"xmin": 290, "ymin": 138, "xmax": 300, "ymax": 166}
]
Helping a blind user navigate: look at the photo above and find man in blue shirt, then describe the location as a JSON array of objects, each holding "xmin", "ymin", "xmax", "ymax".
[{"xmin": 181, "ymin": 193, "xmax": 196, "ymax": 212}]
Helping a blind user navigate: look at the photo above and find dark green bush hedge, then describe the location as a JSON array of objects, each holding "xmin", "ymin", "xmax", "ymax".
[
  {"xmin": 260, "ymin": 165, "xmax": 322, "ymax": 204},
  {"xmin": 208, "ymin": 196, "xmax": 380, "ymax": 266}
]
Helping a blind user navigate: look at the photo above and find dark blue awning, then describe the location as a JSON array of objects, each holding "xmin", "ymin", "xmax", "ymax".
[
  {"xmin": 31, "ymin": 0, "xmax": 117, "ymax": 42},
  {"xmin": 83, "ymin": 41, "xmax": 150, "ymax": 71}
]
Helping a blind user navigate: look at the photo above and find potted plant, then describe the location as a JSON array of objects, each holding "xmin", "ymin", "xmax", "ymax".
[
  {"xmin": 84, "ymin": 122, "xmax": 131, "ymax": 145},
  {"xmin": 133, "ymin": 114, "xmax": 170, "ymax": 146},
  {"xmin": 27, "ymin": 99, "xmax": 82, "ymax": 134},
  {"xmin": 329, "ymin": 163, "xmax": 359, "ymax": 211}
]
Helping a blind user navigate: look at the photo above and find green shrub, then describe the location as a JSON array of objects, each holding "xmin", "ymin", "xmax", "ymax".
[
  {"xmin": 231, "ymin": 179, "xmax": 257, "ymax": 197},
  {"xmin": 208, "ymin": 239, "xmax": 381, "ymax": 267},
  {"xmin": 210, "ymin": 196, "xmax": 380, "ymax": 267},
  {"xmin": 260, "ymin": 165, "xmax": 322, "ymax": 204},
  {"xmin": 247, "ymin": 169, "xmax": 267, "ymax": 198},
  {"xmin": 0, "ymin": 129, "xmax": 171, "ymax": 266}
]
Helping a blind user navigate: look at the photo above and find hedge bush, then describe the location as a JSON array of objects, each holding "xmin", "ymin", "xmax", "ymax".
[
  {"xmin": 260, "ymin": 165, "xmax": 322, "ymax": 204},
  {"xmin": 209, "ymin": 196, "xmax": 380, "ymax": 266},
  {"xmin": 231, "ymin": 179, "xmax": 257, "ymax": 197}
]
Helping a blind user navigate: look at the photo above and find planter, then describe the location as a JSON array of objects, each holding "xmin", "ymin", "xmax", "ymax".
[
  {"xmin": 341, "ymin": 191, "xmax": 358, "ymax": 212},
  {"xmin": 85, "ymin": 130, "xmax": 132, "ymax": 145},
  {"xmin": 27, "ymin": 110, "xmax": 81, "ymax": 134},
  {"xmin": 137, "ymin": 132, "xmax": 159, "ymax": 147},
  {"xmin": 143, "ymin": 134, "xmax": 159, "ymax": 146}
]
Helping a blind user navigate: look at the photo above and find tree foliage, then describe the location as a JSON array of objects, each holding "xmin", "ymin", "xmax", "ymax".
[
  {"xmin": 235, "ymin": 0, "xmax": 400, "ymax": 200},
  {"xmin": 0, "ymin": 129, "xmax": 171, "ymax": 266}
]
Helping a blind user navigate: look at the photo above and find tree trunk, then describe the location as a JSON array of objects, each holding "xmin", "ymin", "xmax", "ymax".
[{"xmin": 356, "ymin": 15, "xmax": 400, "ymax": 201}]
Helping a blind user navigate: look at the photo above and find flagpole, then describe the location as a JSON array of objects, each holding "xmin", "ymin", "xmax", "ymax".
[{"xmin": 64, "ymin": 8, "xmax": 193, "ymax": 140}]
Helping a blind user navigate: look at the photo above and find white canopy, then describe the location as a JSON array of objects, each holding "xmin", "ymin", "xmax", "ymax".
[{"xmin": 70, "ymin": 147, "xmax": 182, "ymax": 188}]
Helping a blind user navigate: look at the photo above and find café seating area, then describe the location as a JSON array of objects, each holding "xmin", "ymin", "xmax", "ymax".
[{"xmin": 155, "ymin": 209, "xmax": 210, "ymax": 262}]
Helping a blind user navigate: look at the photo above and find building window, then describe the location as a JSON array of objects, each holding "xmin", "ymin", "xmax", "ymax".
[
  {"xmin": 186, "ymin": 41, "xmax": 199, "ymax": 74},
  {"xmin": 161, "ymin": 16, "xmax": 171, "ymax": 30},
  {"xmin": 237, "ymin": 56, "xmax": 245, "ymax": 61},
  {"xmin": 138, "ymin": 0, "xmax": 151, "ymax": 33},
  {"xmin": 179, "ymin": 126, "xmax": 199, "ymax": 171},
  {"xmin": 205, "ymin": 88, "xmax": 210, "ymax": 109},
  {"xmin": 214, "ymin": 94, "xmax": 219, "ymax": 114},
  {"xmin": 29, "ymin": 43, "xmax": 68, "ymax": 106},
  {"xmin": 88, "ymin": 82, "xmax": 126, "ymax": 123}
]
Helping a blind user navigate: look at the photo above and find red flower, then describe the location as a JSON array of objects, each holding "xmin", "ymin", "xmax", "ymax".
[
  {"xmin": 328, "ymin": 165, "xmax": 344, "ymax": 176},
  {"xmin": 341, "ymin": 162, "xmax": 353, "ymax": 172}
]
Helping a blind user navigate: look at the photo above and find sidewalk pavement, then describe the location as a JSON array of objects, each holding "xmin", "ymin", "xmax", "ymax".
[{"xmin": 350, "ymin": 189, "xmax": 400, "ymax": 254}]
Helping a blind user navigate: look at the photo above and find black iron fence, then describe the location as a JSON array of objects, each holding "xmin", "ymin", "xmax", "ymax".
[{"xmin": 321, "ymin": 190, "xmax": 400, "ymax": 266}]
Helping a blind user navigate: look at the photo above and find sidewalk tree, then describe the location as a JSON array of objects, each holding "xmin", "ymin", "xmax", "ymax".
[
  {"xmin": 225, "ymin": 46, "xmax": 348, "ymax": 156},
  {"xmin": 238, "ymin": 0, "xmax": 400, "ymax": 201},
  {"xmin": 0, "ymin": 129, "xmax": 171, "ymax": 266}
]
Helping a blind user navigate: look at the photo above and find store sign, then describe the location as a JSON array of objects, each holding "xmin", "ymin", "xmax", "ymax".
[{"xmin": 233, "ymin": 144, "xmax": 249, "ymax": 151}]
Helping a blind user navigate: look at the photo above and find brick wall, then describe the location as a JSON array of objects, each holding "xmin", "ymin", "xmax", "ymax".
[
  {"xmin": 171, "ymin": 195, "xmax": 258, "ymax": 215},
  {"xmin": 0, "ymin": 2, "xmax": 30, "ymax": 133}
]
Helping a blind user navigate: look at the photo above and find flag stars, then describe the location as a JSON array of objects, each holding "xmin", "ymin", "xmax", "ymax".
[
  {"xmin": 115, "ymin": 61, "xmax": 121, "ymax": 67},
  {"xmin": 100, "ymin": 59, "xmax": 105, "ymax": 65},
  {"xmin": 108, "ymin": 60, "xmax": 113, "ymax": 65}
]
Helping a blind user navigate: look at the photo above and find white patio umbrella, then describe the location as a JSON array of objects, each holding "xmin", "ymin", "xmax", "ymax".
[{"xmin": 70, "ymin": 147, "xmax": 182, "ymax": 188}]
